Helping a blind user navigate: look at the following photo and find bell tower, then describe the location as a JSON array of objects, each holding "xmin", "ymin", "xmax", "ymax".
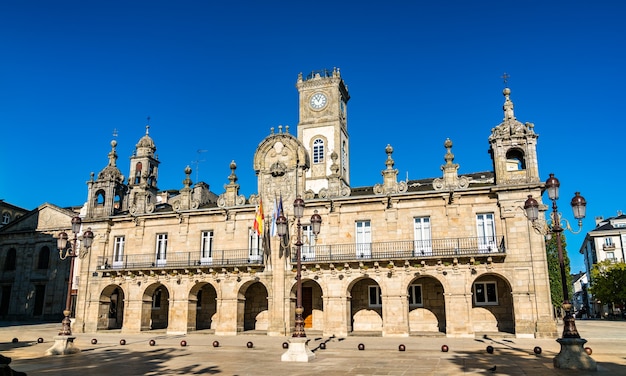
[
  {"xmin": 488, "ymin": 86, "xmax": 540, "ymax": 185},
  {"xmin": 296, "ymin": 68, "xmax": 350, "ymax": 194},
  {"xmin": 127, "ymin": 124, "xmax": 160, "ymax": 214},
  {"xmin": 85, "ymin": 139, "xmax": 127, "ymax": 219}
]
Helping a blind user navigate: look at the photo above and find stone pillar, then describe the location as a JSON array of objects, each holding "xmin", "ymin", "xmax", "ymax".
[
  {"xmin": 382, "ymin": 295, "xmax": 409, "ymax": 337},
  {"xmin": 214, "ymin": 298, "xmax": 239, "ymax": 335},
  {"xmin": 445, "ymin": 292, "xmax": 474, "ymax": 338},
  {"xmin": 323, "ymin": 295, "xmax": 349, "ymax": 338},
  {"xmin": 167, "ymin": 289, "xmax": 189, "ymax": 334},
  {"xmin": 121, "ymin": 296, "xmax": 144, "ymax": 333}
]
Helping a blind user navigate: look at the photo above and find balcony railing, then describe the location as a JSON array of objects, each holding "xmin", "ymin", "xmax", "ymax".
[
  {"xmin": 97, "ymin": 248, "xmax": 264, "ymax": 270},
  {"xmin": 291, "ymin": 236, "xmax": 506, "ymax": 263}
]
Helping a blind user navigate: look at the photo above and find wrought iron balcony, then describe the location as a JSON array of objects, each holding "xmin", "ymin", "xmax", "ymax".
[
  {"xmin": 291, "ymin": 236, "xmax": 506, "ymax": 264},
  {"xmin": 97, "ymin": 248, "xmax": 264, "ymax": 271}
]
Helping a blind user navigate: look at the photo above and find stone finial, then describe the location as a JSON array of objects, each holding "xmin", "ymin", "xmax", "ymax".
[
  {"xmin": 182, "ymin": 165, "xmax": 193, "ymax": 189},
  {"xmin": 373, "ymin": 144, "xmax": 407, "ymax": 195},
  {"xmin": 503, "ymin": 88, "xmax": 515, "ymax": 121},
  {"xmin": 228, "ymin": 160, "xmax": 238, "ymax": 185},
  {"xmin": 433, "ymin": 138, "xmax": 469, "ymax": 192}
]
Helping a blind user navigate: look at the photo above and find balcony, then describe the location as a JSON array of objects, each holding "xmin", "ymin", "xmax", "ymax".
[
  {"xmin": 97, "ymin": 248, "xmax": 264, "ymax": 271},
  {"xmin": 291, "ymin": 236, "xmax": 506, "ymax": 264}
]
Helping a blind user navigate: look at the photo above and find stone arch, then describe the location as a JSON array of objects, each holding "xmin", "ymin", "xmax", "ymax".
[
  {"xmin": 188, "ymin": 282, "xmax": 218, "ymax": 331},
  {"xmin": 141, "ymin": 282, "xmax": 169, "ymax": 331},
  {"xmin": 505, "ymin": 148, "xmax": 526, "ymax": 171},
  {"xmin": 287, "ymin": 278, "xmax": 324, "ymax": 331},
  {"xmin": 95, "ymin": 189, "xmax": 106, "ymax": 206},
  {"xmin": 348, "ymin": 277, "xmax": 382, "ymax": 333},
  {"xmin": 471, "ymin": 273, "xmax": 515, "ymax": 334},
  {"xmin": 97, "ymin": 284, "xmax": 125, "ymax": 330},
  {"xmin": 237, "ymin": 281, "xmax": 269, "ymax": 332},
  {"xmin": 407, "ymin": 275, "xmax": 446, "ymax": 334}
]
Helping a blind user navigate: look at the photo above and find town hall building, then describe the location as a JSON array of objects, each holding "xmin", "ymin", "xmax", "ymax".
[{"xmin": 1, "ymin": 68, "xmax": 558, "ymax": 338}]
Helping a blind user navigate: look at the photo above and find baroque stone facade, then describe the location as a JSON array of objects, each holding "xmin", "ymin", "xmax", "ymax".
[{"xmin": 3, "ymin": 68, "xmax": 557, "ymax": 338}]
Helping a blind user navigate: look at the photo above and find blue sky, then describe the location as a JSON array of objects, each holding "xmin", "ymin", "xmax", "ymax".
[{"xmin": 1, "ymin": 1, "xmax": 624, "ymax": 272}]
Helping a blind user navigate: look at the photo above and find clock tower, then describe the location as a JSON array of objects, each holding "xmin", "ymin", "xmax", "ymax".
[{"xmin": 296, "ymin": 68, "xmax": 350, "ymax": 194}]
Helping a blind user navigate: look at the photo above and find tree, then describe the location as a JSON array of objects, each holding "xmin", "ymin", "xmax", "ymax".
[
  {"xmin": 589, "ymin": 260, "xmax": 626, "ymax": 312},
  {"xmin": 545, "ymin": 233, "xmax": 573, "ymax": 314}
]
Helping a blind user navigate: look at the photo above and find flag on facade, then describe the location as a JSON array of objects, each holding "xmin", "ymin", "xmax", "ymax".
[{"xmin": 253, "ymin": 198, "xmax": 264, "ymax": 236}]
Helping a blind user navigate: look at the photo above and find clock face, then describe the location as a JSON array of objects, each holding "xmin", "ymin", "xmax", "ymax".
[{"xmin": 309, "ymin": 92, "xmax": 327, "ymax": 110}]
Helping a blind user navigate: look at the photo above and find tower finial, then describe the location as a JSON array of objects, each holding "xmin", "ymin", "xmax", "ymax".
[
  {"xmin": 146, "ymin": 116, "xmax": 151, "ymax": 135},
  {"xmin": 113, "ymin": 128, "xmax": 118, "ymax": 139}
]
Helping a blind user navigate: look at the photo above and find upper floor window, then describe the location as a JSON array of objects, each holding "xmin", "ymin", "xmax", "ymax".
[
  {"xmin": 113, "ymin": 236, "xmax": 125, "ymax": 267},
  {"xmin": 474, "ymin": 281, "xmax": 498, "ymax": 306},
  {"xmin": 1, "ymin": 213, "xmax": 10, "ymax": 224},
  {"xmin": 201, "ymin": 231, "xmax": 214, "ymax": 260},
  {"xmin": 313, "ymin": 138, "xmax": 324, "ymax": 164},
  {"xmin": 605, "ymin": 237, "xmax": 614, "ymax": 246},
  {"xmin": 476, "ymin": 213, "xmax": 496, "ymax": 252},
  {"xmin": 155, "ymin": 234, "xmax": 167, "ymax": 266},
  {"xmin": 249, "ymin": 228, "xmax": 262, "ymax": 261},
  {"xmin": 4, "ymin": 248, "xmax": 16, "ymax": 271},
  {"xmin": 408, "ymin": 284, "xmax": 423, "ymax": 307},
  {"xmin": 356, "ymin": 220, "xmax": 372, "ymax": 258},
  {"xmin": 37, "ymin": 246, "xmax": 50, "ymax": 269},
  {"xmin": 414, "ymin": 217, "xmax": 432, "ymax": 256},
  {"xmin": 301, "ymin": 224, "xmax": 317, "ymax": 261},
  {"xmin": 368, "ymin": 285, "xmax": 382, "ymax": 307}
]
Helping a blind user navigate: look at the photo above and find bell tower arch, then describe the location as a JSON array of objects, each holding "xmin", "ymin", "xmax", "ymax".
[
  {"xmin": 489, "ymin": 87, "xmax": 540, "ymax": 185},
  {"xmin": 127, "ymin": 124, "xmax": 160, "ymax": 215}
]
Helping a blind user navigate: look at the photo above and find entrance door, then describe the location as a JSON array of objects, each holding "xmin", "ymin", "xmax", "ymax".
[{"xmin": 302, "ymin": 287, "xmax": 313, "ymax": 328}]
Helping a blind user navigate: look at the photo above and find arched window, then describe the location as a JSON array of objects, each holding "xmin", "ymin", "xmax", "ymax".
[
  {"xmin": 505, "ymin": 149, "xmax": 526, "ymax": 171},
  {"xmin": 134, "ymin": 162, "xmax": 142, "ymax": 184},
  {"xmin": 4, "ymin": 248, "xmax": 16, "ymax": 271},
  {"xmin": 313, "ymin": 139, "xmax": 324, "ymax": 164},
  {"xmin": 37, "ymin": 246, "xmax": 50, "ymax": 269},
  {"xmin": 96, "ymin": 190, "xmax": 105, "ymax": 206}
]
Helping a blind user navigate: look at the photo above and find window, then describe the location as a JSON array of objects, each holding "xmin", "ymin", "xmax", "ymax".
[
  {"xmin": 155, "ymin": 234, "xmax": 167, "ymax": 266},
  {"xmin": 356, "ymin": 220, "xmax": 372, "ymax": 258},
  {"xmin": 201, "ymin": 231, "xmax": 213, "ymax": 264},
  {"xmin": 1, "ymin": 213, "xmax": 10, "ymax": 224},
  {"xmin": 605, "ymin": 238, "xmax": 614, "ymax": 246},
  {"xmin": 37, "ymin": 246, "xmax": 50, "ymax": 269},
  {"xmin": 368, "ymin": 285, "xmax": 382, "ymax": 307},
  {"xmin": 414, "ymin": 217, "xmax": 432, "ymax": 256},
  {"xmin": 476, "ymin": 213, "xmax": 496, "ymax": 252},
  {"xmin": 606, "ymin": 252, "xmax": 615, "ymax": 261},
  {"xmin": 301, "ymin": 225, "xmax": 316, "ymax": 261},
  {"xmin": 408, "ymin": 284, "xmax": 423, "ymax": 306},
  {"xmin": 249, "ymin": 228, "xmax": 262, "ymax": 261},
  {"xmin": 313, "ymin": 138, "xmax": 324, "ymax": 164},
  {"xmin": 134, "ymin": 162, "xmax": 142, "ymax": 184},
  {"xmin": 113, "ymin": 236, "xmax": 125, "ymax": 268},
  {"xmin": 4, "ymin": 248, "xmax": 16, "ymax": 271},
  {"xmin": 474, "ymin": 281, "xmax": 498, "ymax": 305}
]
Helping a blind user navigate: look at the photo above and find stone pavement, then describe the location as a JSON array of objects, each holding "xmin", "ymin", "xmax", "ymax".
[{"xmin": 0, "ymin": 320, "xmax": 624, "ymax": 375}]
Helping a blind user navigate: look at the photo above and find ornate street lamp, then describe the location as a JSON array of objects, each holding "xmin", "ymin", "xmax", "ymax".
[
  {"xmin": 524, "ymin": 173, "xmax": 595, "ymax": 370},
  {"xmin": 278, "ymin": 196, "xmax": 321, "ymax": 361},
  {"xmin": 47, "ymin": 216, "xmax": 93, "ymax": 355}
]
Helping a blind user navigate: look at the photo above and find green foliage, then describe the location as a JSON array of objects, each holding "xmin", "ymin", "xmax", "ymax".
[
  {"xmin": 589, "ymin": 260, "xmax": 626, "ymax": 307},
  {"xmin": 545, "ymin": 233, "xmax": 573, "ymax": 310}
]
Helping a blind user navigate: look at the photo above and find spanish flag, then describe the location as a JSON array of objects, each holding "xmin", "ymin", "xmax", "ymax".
[{"xmin": 253, "ymin": 198, "xmax": 264, "ymax": 236}]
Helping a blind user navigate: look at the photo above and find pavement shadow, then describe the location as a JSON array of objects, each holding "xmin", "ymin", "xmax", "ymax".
[{"xmin": 12, "ymin": 346, "xmax": 223, "ymax": 375}]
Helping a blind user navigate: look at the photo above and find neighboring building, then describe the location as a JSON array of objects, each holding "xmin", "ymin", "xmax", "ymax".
[
  {"xmin": 0, "ymin": 203, "xmax": 80, "ymax": 320},
  {"xmin": 17, "ymin": 68, "xmax": 556, "ymax": 338},
  {"xmin": 571, "ymin": 271, "xmax": 590, "ymax": 318},
  {"xmin": 0, "ymin": 200, "xmax": 29, "ymax": 228},
  {"xmin": 579, "ymin": 212, "xmax": 626, "ymax": 317}
]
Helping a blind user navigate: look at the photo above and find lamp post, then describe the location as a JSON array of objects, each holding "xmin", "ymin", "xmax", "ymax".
[
  {"xmin": 277, "ymin": 195, "xmax": 321, "ymax": 361},
  {"xmin": 524, "ymin": 173, "xmax": 596, "ymax": 370}
]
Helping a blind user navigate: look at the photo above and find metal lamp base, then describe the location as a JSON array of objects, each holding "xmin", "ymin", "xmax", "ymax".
[
  {"xmin": 553, "ymin": 338, "xmax": 597, "ymax": 371},
  {"xmin": 281, "ymin": 337, "xmax": 315, "ymax": 362}
]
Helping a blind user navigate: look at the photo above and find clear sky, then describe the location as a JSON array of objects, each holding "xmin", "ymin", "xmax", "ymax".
[{"xmin": 1, "ymin": 1, "xmax": 624, "ymax": 273}]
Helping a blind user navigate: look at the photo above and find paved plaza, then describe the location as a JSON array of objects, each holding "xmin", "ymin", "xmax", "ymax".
[{"xmin": 0, "ymin": 320, "xmax": 624, "ymax": 375}]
